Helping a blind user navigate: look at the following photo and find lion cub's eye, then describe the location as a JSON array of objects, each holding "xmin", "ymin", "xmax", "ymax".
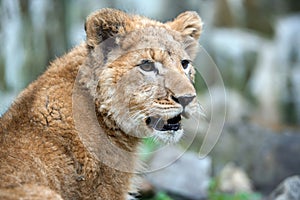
[
  {"xmin": 181, "ymin": 59, "xmax": 191, "ymax": 70},
  {"xmin": 138, "ymin": 60, "xmax": 156, "ymax": 72}
]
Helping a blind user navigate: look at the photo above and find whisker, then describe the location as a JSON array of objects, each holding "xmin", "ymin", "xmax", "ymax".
[{"xmin": 196, "ymin": 100, "xmax": 209, "ymax": 122}]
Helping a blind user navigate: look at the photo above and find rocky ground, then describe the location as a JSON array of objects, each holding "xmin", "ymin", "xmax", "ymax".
[{"xmin": 139, "ymin": 121, "xmax": 300, "ymax": 200}]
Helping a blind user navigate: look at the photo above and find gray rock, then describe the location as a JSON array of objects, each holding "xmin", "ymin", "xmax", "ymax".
[
  {"xmin": 146, "ymin": 146, "xmax": 211, "ymax": 200},
  {"xmin": 218, "ymin": 163, "xmax": 252, "ymax": 193},
  {"xmin": 210, "ymin": 122, "xmax": 300, "ymax": 192},
  {"xmin": 268, "ymin": 176, "xmax": 300, "ymax": 200}
]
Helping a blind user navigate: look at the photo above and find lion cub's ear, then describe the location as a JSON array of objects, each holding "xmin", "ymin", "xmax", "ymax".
[
  {"xmin": 85, "ymin": 8, "xmax": 130, "ymax": 49},
  {"xmin": 167, "ymin": 11, "xmax": 203, "ymax": 59},
  {"xmin": 167, "ymin": 11, "xmax": 203, "ymax": 40}
]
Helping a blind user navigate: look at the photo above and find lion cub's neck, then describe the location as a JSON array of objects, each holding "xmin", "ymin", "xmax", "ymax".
[
  {"xmin": 95, "ymin": 105, "xmax": 140, "ymax": 153},
  {"xmin": 73, "ymin": 84, "xmax": 141, "ymax": 175}
]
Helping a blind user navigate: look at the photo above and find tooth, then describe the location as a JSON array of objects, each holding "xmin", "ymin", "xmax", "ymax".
[
  {"xmin": 154, "ymin": 118, "xmax": 164, "ymax": 131},
  {"xmin": 182, "ymin": 111, "xmax": 190, "ymax": 118}
]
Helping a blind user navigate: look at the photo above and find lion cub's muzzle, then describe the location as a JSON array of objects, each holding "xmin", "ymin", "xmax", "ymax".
[
  {"xmin": 146, "ymin": 95, "xmax": 195, "ymax": 132},
  {"xmin": 146, "ymin": 115, "xmax": 181, "ymax": 131}
]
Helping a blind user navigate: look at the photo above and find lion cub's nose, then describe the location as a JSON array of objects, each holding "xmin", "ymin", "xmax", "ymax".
[{"xmin": 172, "ymin": 95, "xmax": 196, "ymax": 108}]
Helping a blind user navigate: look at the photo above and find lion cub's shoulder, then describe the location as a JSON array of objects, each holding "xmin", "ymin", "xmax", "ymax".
[{"xmin": 0, "ymin": 44, "xmax": 87, "ymax": 132}]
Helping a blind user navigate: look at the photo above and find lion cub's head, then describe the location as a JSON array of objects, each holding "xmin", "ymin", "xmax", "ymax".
[{"xmin": 82, "ymin": 8, "xmax": 203, "ymax": 143}]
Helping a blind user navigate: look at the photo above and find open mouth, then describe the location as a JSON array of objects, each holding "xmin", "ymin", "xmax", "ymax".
[{"xmin": 146, "ymin": 115, "xmax": 181, "ymax": 131}]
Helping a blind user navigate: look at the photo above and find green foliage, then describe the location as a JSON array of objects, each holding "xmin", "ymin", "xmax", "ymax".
[
  {"xmin": 209, "ymin": 192, "xmax": 262, "ymax": 200},
  {"xmin": 145, "ymin": 192, "xmax": 173, "ymax": 200},
  {"xmin": 140, "ymin": 138, "xmax": 160, "ymax": 161},
  {"xmin": 208, "ymin": 178, "xmax": 262, "ymax": 200}
]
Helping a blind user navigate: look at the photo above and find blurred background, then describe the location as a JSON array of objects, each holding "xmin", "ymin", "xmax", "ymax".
[{"xmin": 0, "ymin": 0, "xmax": 300, "ymax": 200}]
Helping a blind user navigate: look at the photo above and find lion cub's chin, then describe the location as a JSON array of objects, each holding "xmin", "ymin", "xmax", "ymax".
[{"xmin": 153, "ymin": 129, "xmax": 184, "ymax": 144}]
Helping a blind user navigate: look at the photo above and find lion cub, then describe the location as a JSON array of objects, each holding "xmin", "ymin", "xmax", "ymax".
[{"xmin": 0, "ymin": 8, "xmax": 202, "ymax": 200}]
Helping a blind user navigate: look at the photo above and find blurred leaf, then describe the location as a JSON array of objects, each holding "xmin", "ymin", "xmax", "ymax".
[
  {"xmin": 139, "ymin": 138, "xmax": 159, "ymax": 161},
  {"xmin": 145, "ymin": 191, "xmax": 173, "ymax": 200}
]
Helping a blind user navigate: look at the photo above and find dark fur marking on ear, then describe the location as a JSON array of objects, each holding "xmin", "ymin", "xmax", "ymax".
[{"xmin": 101, "ymin": 37, "xmax": 118, "ymax": 63}]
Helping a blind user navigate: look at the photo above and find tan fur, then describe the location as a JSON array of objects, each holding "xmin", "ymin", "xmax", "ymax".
[{"xmin": 0, "ymin": 8, "xmax": 202, "ymax": 200}]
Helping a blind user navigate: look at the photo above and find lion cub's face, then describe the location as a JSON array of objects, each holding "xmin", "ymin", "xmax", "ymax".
[{"xmin": 84, "ymin": 9, "xmax": 203, "ymax": 143}]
